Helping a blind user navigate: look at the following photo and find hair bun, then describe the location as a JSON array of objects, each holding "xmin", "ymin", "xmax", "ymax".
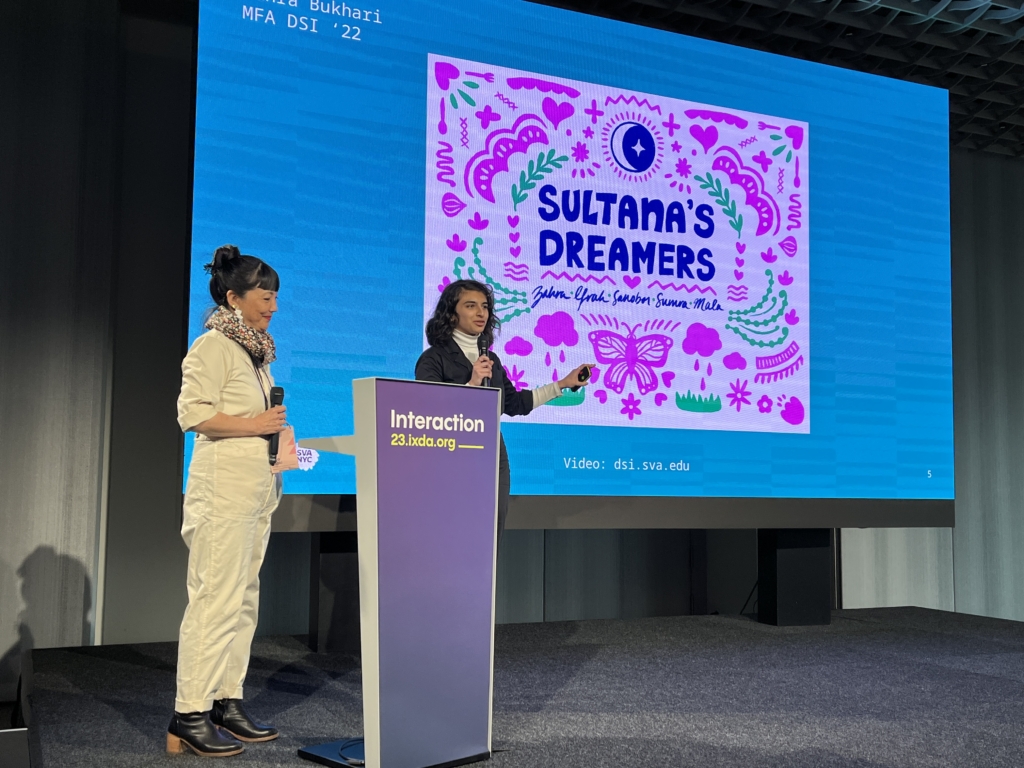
[
  {"xmin": 204, "ymin": 244, "xmax": 241, "ymax": 275},
  {"xmin": 213, "ymin": 244, "xmax": 241, "ymax": 270}
]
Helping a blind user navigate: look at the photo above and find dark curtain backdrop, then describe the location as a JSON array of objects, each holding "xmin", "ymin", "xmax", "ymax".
[
  {"xmin": 100, "ymin": 13, "xmax": 195, "ymax": 645},
  {"xmin": 0, "ymin": 1, "xmax": 196, "ymax": 698},
  {"xmin": 0, "ymin": 0, "xmax": 121, "ymax": 697},
  {"xmin": 950, "ymin": 148, "xmax": 1024, "ymax": 621}
]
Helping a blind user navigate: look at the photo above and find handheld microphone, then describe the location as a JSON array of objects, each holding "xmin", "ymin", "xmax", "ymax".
[
  {"xmin": 478, "ymin": 333, "xmax": 492, "ymax": 388},
  {"xmin": 268, "ymin": 386, "xmax": 285, "ymax": 465}
]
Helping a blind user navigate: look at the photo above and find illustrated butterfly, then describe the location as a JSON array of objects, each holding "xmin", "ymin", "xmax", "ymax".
[{"xmin": 588, "ymin": 326, "xmax": 673, "ymax": 395}]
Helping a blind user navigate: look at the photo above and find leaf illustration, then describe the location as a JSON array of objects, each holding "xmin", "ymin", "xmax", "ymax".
[
  {"xmin": 695, "ymin": 172, "xmax": 743, "ymax": 238},
  {"xmin": 509, "ymin": 151, "xmax": 568, "ymax": 210}
]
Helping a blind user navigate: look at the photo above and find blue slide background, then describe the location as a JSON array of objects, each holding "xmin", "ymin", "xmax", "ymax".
[{"xmin": 187, "ymin": 0, "xmax": 953, "ymax": 499}]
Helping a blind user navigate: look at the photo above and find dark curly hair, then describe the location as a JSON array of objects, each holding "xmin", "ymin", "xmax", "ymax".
[{"xmin": 426, "ymin": 279, "xmax": 500, "ymax": 346}]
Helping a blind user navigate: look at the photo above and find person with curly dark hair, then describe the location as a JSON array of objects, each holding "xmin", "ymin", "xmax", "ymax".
[
  {"xmin": 167, "ymin": 245, "xmax": 285, "ymax": 758},
  {"xmin": 416, "ymin": 279, "xmax": 593, "ymax": 543}
]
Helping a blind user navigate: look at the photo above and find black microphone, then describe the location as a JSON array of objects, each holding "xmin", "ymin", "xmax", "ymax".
[
  {"xmin": 478, "ymin": 333, "xmax": 492, "ymax": 388},
  {"xmin": 268, "ymin": 386, "xmax": 285, "ymax": 465}
]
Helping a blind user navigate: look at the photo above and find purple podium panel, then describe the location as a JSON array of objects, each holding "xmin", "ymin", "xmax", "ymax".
[{"xmin": 374, "ymin": 379, "xmax": 500, "ymax": 768}]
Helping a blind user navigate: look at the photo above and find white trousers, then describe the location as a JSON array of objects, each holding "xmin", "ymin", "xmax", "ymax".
[{"xmin": 175, "ymin": 438, "xmax": 281, "ymax": 713}]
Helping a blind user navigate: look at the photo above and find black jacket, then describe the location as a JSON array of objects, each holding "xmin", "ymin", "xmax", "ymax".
[{"xmin": 415, "ymin": 338, "xmax": 534, "ymax": 417}]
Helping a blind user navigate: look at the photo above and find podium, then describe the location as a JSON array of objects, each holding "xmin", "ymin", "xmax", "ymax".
[{"xmin": 298, "ymin": 378, "xmax": 502, "ymax": 768}]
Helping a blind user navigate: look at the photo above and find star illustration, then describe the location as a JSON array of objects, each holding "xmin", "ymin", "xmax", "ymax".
[
  {"xmin": 631, "ymin": 139, "xmax": 645, "ymax": 156},
  {"xmin": 671, "ymin": 140, "xmax": 681, "ymax": 153}
]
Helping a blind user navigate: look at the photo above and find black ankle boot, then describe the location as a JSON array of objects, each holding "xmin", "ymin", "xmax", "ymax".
[
  {"xmin": 166, "ymin": 711, "xmax": 244, "ymax": 757},
  {"xmin": 211, "ymin": 699, "xmax": 279, "ymax": 743}
]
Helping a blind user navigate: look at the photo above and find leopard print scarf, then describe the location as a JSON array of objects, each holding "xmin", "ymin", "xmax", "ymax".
[{"xmin": 205, "ymin": 305, "xmax": 277, "ymax": 365}]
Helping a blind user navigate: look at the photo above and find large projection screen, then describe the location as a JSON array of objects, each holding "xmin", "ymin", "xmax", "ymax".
[{"xmin": 187, "ymin": 0, "xmax": 954, "ymax": 528}]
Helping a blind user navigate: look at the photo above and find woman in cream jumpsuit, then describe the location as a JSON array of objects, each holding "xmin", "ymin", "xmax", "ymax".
[{"xmin": 167, "ymin": 245, "xmax": 286, "ymax": 758}]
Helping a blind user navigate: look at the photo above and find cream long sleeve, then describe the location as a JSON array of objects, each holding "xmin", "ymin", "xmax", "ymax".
[{"xmin": 177, "ymin": 330, "xmax": 274, "ymax": 433}]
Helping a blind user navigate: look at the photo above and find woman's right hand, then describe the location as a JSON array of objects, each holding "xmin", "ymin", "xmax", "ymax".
[
  {"xmin": 469, "ymin": 354, "xmax": 494, "ymax": 387},
  {"xmin": 252, "ymin": 405, "xmax": 287, "ymax": 435}
]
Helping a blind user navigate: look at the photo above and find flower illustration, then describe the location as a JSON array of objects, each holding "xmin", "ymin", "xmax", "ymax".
[
  {"xmin": 475, "ymin": 104, "xmax": 501, "ymax": 130},
  {"xmin": 620, "ymin": 392, "xmax": 642, "ymax": 421},
  {"xmin": 571, "ymin": 141, "xmax": 590, "ymax": 163},
  {"xmin": 757, "ymin": 395, "xmax": 773, "ymax": 414},
  {"xmin": 446, "ymin": 233, "xmax": 468, "ymax": 251},
  {"xmin": 437, "ymin": 275, "xmax": 451, "ymax": 293},
  {"xmin": 726, "ymin": 379, "xmax": 752, "ymax": 412},
  {"xmin": 752, "ymin": 150, "xmax": 772, "ymax": 172},
  {"xmin": 675, "ymin": 158, "xmax": 692, "ymax": 178},
  {"xmin": 505, "ymin": 364, "xmax": 529, "ymax": 392},
  {"xmin": 583, "ymin": 126, "xmax": 594, "ymax": 139},
  {"xmin": 760, "ymin": 246, "xmax": 777, "ymax": 264},
  {"xmin": 671, "ymin": 140, "xmax": 682, "ymax": 153}
]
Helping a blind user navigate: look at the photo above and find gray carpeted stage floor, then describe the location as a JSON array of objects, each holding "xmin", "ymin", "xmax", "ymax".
[{"xmin": 29, "ymin": 607, "xmax": 1024, "ymax": 767}]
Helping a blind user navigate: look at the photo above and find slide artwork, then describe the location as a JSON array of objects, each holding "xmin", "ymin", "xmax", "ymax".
[{"xmin": 424, "ymin": 55, "xmax": 810, "ymax": 434}]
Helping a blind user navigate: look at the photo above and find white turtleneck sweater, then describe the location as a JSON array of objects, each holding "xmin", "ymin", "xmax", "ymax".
[{"xmin": 452, "ymin": 329, "xmax": 563, "ymax": 407}]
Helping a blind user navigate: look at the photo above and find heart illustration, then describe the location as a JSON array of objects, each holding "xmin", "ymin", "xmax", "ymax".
[
  {"xmin": 661, "ymin": 371, "xmax": 675, "ymax": 388},
  {"xmin": 509, "ymin": 246, "xmax": 521, "ymax": 258},
  {"xmin": 594, "ymin": 389, "xmax": 608, "ymax": 404},
  {"xmin": 507, "ymin": 215, "xmax": 519, "ymax": 228},
  {"xmin": 735, "ymin": 242, "xmax": 746, "ymax": 254},
  {"xmin": 542, "ymin": 97, "xmax": 574, "ymax": 130},
  {"xmin": 623, "ymin": 275, "xmax": 642, "ymax": 289},
  {"xmin": 509, "ymin": 231, "xmax": 520, "ymax": 243},
  {"xmin": 654, "ymin": 393, "xmax": 668, "ymax": 406},
  {"xmin": 434, "ymin": 61, "xmax": 459, "ymax": 91},
  {"xmin": 734, "ymin": 269, "xmax": 744, "ymax": 280},
  {"xmin": 689, "ymin": 124, "xmax": 718, "ymax": 154},
  {"xmin": 735, "ymin": 258, "xmax": 744, "ymax": 267},
  {"xmin": 785, "ymin": 125, "xmax": 804, "ymax": 150}
]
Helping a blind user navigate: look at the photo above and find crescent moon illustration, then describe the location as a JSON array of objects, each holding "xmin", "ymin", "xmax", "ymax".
[
  {"xmin": 610, "ymin": 121, "xmax": 641, "ymax": 172},
  {"xmin": 610, "ymin": 121, "xmax": 655, "ymax": 174}
]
